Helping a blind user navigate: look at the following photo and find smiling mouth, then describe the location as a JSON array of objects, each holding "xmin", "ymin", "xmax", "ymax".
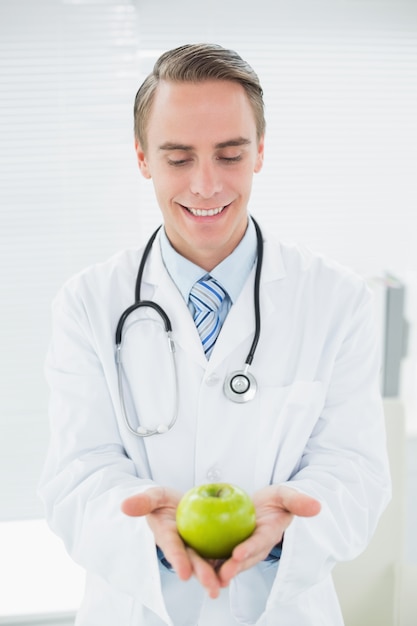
[{"xmin": 183, "ymin": 205, "xmax": 227, "ymax": 217}]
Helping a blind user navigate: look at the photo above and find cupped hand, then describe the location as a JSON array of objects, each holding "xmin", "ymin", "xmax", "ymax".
[
  {"xmin": 217, "ymin": 484, "xmax": 321, "ymax": 586},
  {"xmin": 121, "ymin": 487, "xmax": 223, "ymax": 598}
]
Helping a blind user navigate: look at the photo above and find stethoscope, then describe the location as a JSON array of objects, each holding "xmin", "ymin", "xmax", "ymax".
[{"xmin": 115, "ymin": 217, "xmax": 263, "ymax": 437}]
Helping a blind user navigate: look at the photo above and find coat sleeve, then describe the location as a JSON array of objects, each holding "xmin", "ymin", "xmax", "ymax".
[
  {"xmin": 268, "ymin": 282, "xmax": 392, "ymax": 605},
  {"xmin": 38, "ymin": 281, "xmax": 171, "ymax": 623}
]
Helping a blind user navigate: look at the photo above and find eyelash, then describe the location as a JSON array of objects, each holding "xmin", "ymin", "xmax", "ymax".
[
  {"xmin": 167, "ymin": 159, "xmax": 190, "ymax": 167},
  {"xmin": 167, "ymin": 155, "xmax": 242, "ymax": 167},
  {"xmin": 220, "ymin": 155, "xmax": 242, "ymax": 163}
]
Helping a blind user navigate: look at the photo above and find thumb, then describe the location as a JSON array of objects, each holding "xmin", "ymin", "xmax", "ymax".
[
  {"xmin": 277, "ymin": 485, "xmax": 321, "ymax": 518},
  {"xmin": 121, "ymin": 487, "xmax": 165, "ymax": 517},
  {"xmin": 121, "ymin": 486, "xmax": 182, "ymax": 517}
]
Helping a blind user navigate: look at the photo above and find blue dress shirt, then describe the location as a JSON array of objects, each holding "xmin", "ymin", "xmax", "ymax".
[{"xmin": 159, "ymin": 217, "xmax": 257, "ymax": 326}]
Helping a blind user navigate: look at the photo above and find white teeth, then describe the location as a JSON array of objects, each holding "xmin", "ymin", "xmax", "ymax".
[{"xmin": 187, "ymin": 206, "xmax": 225, "ymax": 217}]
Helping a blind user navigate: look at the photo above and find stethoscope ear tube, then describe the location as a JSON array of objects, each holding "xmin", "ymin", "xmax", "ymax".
[
  {"xmin": 115, "ymin": 300, "xmax": 172, "ymax": 346},
  {"xmin": 135, "ymin": 226, "xmax": 162, "ymax": 302}
]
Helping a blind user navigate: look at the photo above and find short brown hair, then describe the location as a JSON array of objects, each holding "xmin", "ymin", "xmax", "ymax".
[{"xmin": 133, "ymin": 43, "xmax": 265, "ymax": 151}]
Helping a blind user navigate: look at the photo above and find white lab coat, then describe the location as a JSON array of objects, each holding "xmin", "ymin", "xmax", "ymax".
[{"xmin": 39, "ymin": 229, "xmax": 391, "ymax": 626}]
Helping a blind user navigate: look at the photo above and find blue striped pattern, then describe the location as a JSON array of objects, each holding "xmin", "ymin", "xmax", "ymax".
[{"xmin": 189, "ymin": 276, "xmax": 227, "ymax": 358}]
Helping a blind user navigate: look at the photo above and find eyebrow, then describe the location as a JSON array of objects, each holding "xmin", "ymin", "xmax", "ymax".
[{"xmin": 158, "ymin": 137, "xmax": 252, "ymax": 151}]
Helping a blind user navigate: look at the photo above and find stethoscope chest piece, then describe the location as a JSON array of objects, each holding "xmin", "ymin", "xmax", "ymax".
[{"xmin": 223, "ymin": 369, "xmax": 257, "ymax": 403}]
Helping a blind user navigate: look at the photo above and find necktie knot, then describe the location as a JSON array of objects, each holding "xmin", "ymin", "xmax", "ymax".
[{"xmin": 189, "ymin": 276, "xmax": 227, "ymax": 358}]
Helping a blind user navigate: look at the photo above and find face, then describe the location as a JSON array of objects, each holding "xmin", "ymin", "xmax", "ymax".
[{"xmin": 135, "ymin": 79, "xmax": 264, "ymax": 270}]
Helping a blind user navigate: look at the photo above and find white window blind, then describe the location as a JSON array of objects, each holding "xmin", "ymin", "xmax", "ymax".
[
  {"xmin": 1, "ymin": 0, "xmax": 416, "ymax": 522},
  {"xmin": 0, "ymin": 0, "xmax": 145, "ymax": 521}
]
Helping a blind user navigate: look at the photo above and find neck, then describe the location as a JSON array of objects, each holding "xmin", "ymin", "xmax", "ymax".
[{"xmin": 165, "ymin": 220, "xmax": 249, "ymax": 272}]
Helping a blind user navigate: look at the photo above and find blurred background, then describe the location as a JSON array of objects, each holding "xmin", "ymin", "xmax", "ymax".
[{"xmin": 0, "ymin": 0, "xmax": 416, "ymax": 624}]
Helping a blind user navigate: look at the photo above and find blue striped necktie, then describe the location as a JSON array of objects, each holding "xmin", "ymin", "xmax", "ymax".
[{"xmin": 189, "ymin": 276, "xmax": 227, "ymax": 358}]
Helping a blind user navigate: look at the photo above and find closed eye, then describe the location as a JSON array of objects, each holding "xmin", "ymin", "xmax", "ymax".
[
  {"xmin": 218, "ymin": 155, "xmax": 242, "ymax": 163},
  {"xmin": 167, "ymin": 158, "xmax": 192, "ymax": 167}
]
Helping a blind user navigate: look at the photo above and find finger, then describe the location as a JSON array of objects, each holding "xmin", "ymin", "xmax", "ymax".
[
  {"xmin": 218, "ymin": 533, "xmax": 280, "ymax": 587},
  {"xmin": 187, "ymin": 548, "xmax": 222, "ymax": 598},
  {"xmin": 145, "ymin": 518, "xmax": 194, "ymax": 582},
  {"xmin": 231, "ymin": 529, "xmax": 278, "ymax": 564},
  {"xmin": 217, "ymin": 556, "xmax": 242, "ymax": 587},
  {"xmin": 162, "ymin": 541, "xmax": 194, "ymax": 582}
]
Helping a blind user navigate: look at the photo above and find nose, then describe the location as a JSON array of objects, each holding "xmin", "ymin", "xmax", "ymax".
[{"xmin": 189, "ymin": 159, "xmax": 222, "ymax": 199}]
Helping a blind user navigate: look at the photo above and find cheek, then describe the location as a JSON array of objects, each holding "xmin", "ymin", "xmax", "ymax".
[
  {"xmin": 151, "ymin": 171, "xmax": 183, "ymax": 205},
  {"xmin": 230, "ymin": 167, "xmax": 255, "ymax": 194}
]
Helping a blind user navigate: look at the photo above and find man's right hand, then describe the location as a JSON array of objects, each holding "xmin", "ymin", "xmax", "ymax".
[{"xmin": 121, "ymin": 487, "xmax": 225, "ymax": 598}]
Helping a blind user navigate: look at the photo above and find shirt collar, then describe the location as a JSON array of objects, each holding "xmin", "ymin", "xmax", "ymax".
[{"xmin": 159, "ymin": 217, "xmax": 258, "ymax": 304}]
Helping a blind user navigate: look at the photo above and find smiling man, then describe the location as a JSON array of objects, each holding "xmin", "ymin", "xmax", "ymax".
[
  {"xmin": 39, "ymin": 44, "xmax": 391, "ymax": 626},
  {"xmin": 134, "ymin": 72, "xmax": 264, "ymax": 271}
]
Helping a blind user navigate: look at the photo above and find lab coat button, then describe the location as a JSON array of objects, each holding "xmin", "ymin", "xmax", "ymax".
[
  {"xmin": 205, "ymin": 374, "xmax": 220, "ymax": 386},
  {"xmin": 206, "ymin": 467, "xmax": 222, "ymax": 481}
]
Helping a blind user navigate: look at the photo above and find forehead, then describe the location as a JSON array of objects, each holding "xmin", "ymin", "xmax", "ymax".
[{"xmin": 146, "ymin": 79, "xmax": 258, "ymax": 146}]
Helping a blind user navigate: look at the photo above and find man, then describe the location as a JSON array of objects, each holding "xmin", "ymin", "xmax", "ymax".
[{"xmin": 39, "ymin": 44, "xmax": 391, "ymax": 625}]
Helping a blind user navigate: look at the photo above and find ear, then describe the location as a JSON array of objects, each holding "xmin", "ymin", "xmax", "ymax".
[
  {"xmin": 254, "ymin": 135, "xmax": 265, "ymax": 173},
  {"xmin": 135, "ymin": 141, "xmax": 152, "ymax": 179}
]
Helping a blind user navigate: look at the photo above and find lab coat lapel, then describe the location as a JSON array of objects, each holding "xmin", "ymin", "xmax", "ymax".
[
  {"xmin": 210, "ymin": 269, "xmax": 257, "ymax": 367},
  {"xmin": 142, "ymin": 238, "xmax": 208, "ymax": 368},
  {"xmin": 210, "ymin": 237, "xmax": 287, "ymax": 368}
]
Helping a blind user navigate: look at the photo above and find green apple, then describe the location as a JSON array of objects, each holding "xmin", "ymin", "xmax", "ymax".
[{"xmin": 176, "ymin": 483, "xmax": 256, "ymax": 559}]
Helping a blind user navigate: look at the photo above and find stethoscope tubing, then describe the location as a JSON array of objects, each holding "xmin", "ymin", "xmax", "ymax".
[
  {"xmin": 115, "ymin": 216, "xmax": 263, "ymax": 435},
  {"xmin": 245, "ymin": 218, "xmax": 263, "ymax": 366}
]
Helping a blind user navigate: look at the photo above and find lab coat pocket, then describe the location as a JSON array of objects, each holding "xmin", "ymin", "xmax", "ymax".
[{"xmin": 255, "ymin": 381, "xmax": 325, "ymax": 487}]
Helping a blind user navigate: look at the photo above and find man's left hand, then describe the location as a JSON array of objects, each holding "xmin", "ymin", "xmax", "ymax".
[{"xmin": 217, "ymin": 484, "xmax": 321, "ymax": 586}]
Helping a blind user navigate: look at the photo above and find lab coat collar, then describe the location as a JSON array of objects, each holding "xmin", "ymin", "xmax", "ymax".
[{"xmin": 142, "ymin": 229, "xmax": 287, "ymax": 369}]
